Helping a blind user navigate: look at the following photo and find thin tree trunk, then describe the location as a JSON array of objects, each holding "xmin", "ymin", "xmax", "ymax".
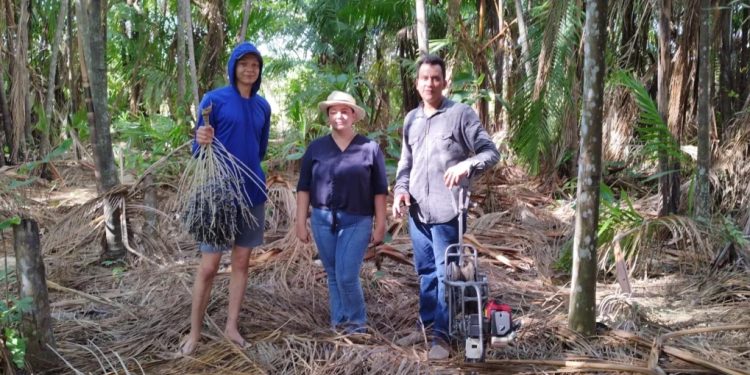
[
  {"xmin": 655, "ymin": 0, "xmax": 676, "ymax": 216},
  {"xmin": 620, "ymin": 0, "xmax": 634, "ymax": 55},
  {"xmin": 42, "ymin": 0, "xmax": 70, "ymax": 157},
  {"xmin": 198, "ymin": 0, "xmax": 225, "ymax": 94},
  {"xmin": 175, "ymin": 0, "xmax": 186, "ymax": 115},
  {"xmin": 13, "ymin": 219, "xmax": 57, "ymax": 370},
  {"xmin": 514, "ymin": 0, "xmax": 532, "ymax": 77},
  {"xmin": 477, "ymin": 0, "xmax": 489, "ymax": 127},
  {"xmin": 77, "ymin": 0, "xmax": 126, "ymax": 261},
  {"xmin": 85, "ymin": 0, "xmax": 119, "ymax": 191},
  {"xmin": 415, "ymin": 0, "xmax": 428, "ymax": 56},
  {"xmin": 10, "ymin": 0, "xmax": 30, "ymax": 163},
  {"xmin": 695, "ymin": 0, "xmax": 710, "ymax": 219},
  {"xmin": 180, "ymin": 0, "xmax": 200, "ymax": 115},
  {"xmin": 237, "ymin": 0, "xmax": 252, "ymax": 43},
  {"xmin": 569, "ymin": 0, "xmax": 606, "ymax": 337},
  {"xmin": 741, "ymin": 8, "xmax": 750, "ymax": 106},
  {"xmin": 717, "ymin": 0, "xmax": 731, "ymax": 139},
  {"xmin": 0, "ymin": 72, "xmax": 11, "ymax": 166},
  {"xmin": 492, "ymin": 0, "xmax": 505, "ymax": 130},
  {"xmin": 67, "ymin": 0, "xmax": 83, "ymax": 160},
  {"xmin": 355, "ymin": 19, "xmax": 369, "ymax": 73},
  {"xmin": 398, "ymin": 27, "xmax": 420, "ymax": 113},
  {"xmin": 67, "ymin": 0, "xmax": 80, "ymax": 119}
]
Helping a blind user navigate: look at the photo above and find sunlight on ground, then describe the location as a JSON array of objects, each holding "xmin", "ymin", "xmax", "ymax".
[{"xmin": 31, "ymin": 186, "xmax": 98, "ymax": 208}]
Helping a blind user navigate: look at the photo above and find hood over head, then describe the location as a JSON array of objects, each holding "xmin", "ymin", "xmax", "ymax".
[{"xmin": 227, "ymin": 42, "xmax": 263, "ymax": 96}]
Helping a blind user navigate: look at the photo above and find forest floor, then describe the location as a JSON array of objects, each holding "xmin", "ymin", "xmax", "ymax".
[{"xmin": 3, "ymin": 160, "xmax": 750, "ymax": 374}]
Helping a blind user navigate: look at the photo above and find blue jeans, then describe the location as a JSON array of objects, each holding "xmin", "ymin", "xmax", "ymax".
[
  {"xmin": 310, "ymin": 208, "xmax": 373, "ymax": 332},
  {"xmin": 408, "ymin": 214, "xmax": 462, "ymax": 343}
]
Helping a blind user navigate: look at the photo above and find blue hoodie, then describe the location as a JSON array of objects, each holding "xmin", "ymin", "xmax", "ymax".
[{"xmin": 193, "ymin": 42, "xmax": 271, "ymax": 205}]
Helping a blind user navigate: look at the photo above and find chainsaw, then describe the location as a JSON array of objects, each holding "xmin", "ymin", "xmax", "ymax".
[{"xmin": 443, "ymin": 187, "xmax": 519, "ymax": 362}]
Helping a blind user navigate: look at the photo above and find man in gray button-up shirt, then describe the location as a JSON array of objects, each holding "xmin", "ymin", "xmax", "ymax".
[{"xmin": 392, "ymin": 54, "xmax": 499, "ymax": 360}]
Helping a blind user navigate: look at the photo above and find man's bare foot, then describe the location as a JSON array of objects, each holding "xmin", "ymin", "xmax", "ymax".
[
  {"xmin": 177, "ymin": 336, "xmax": 199, "ymax": 357},
  {"xmin": 224, "ymin": 329, "xmax": 250, "ymax": 349}
]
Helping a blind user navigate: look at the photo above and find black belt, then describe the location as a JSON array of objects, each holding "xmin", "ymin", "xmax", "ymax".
[{"xmin": 331, "ymin": 207, "xmax": 338, "ymax": 233}]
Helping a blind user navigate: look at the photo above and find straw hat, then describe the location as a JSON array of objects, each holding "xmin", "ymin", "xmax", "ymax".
[{"xmin": 318, "ymin": 91, "xmax": 366, "ymax": 122}]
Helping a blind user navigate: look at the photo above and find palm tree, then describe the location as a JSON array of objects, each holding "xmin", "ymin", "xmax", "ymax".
[
  {"xmin": 508, "ymin": 0, "xmax": 583, "ymax": 175},
  {"xmin": 694, "ymin": 0, "xmax": 710, "ymax": 219},
  {"xmin": 569, "ymin": 0, "xmax": 606, "ymax": 336},
  {"xmin": 76, "ymin": 0, "xmax": 126, "ymax": 261}
]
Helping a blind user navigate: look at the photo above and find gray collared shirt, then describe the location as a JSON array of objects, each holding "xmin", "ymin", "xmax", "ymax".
[{"xmin": 394, "ymin": 99, "xmax": 500, "ymax": 224}]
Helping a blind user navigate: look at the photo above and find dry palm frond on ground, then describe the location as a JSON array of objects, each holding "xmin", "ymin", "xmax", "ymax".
[{"xmin": 1, "ymin": 164, "xmax": 747, "ymax": 374}]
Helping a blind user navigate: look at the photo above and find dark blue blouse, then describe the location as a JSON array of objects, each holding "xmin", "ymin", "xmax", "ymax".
[{"xmin": 297, "ymin": 134, "xmax": 388, "ymax": 216}]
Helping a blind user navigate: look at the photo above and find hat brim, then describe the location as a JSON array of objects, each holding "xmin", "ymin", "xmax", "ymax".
[{"xmin": 319, "ymin": 100, "xmax": 366, "ymax": 122}]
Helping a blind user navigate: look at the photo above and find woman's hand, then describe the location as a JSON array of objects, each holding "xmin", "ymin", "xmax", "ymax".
[
  {"xmin": 372, "ymin": 194, "xmax": 387, "ymax": 245},
  {"xmin": 295, "ymin": 191, "xmax": 311, "ymax": 243},
  {"xmin": 295, "ymin": 220, "xmax": 310, "ymax": 244},
  {"xmin": 371, "ymin": 221, "xmax": 385, "ymax": 245}
]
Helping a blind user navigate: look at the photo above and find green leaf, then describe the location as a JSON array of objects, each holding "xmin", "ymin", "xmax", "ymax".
[
  {"xmin": 42, "ymin": 139, "xmax": 73, "ymax": 163},
  {"xmin": 14, "ymin": 297, "xmax": 33, "ymax": 313},
  {"xmin": 286, "ymin": 152, "xmax": 304, "ymax": 161},
  {"xmin": 0, "ymin": 216, "xmax": 21, "ymax": 230},
  {"xmin": 4, "ymin": 328, "xmax": 27, "ymax": 368},
  {"xmin": 8, "ymin": 178, "xmax": 37, "ymax": 190}
]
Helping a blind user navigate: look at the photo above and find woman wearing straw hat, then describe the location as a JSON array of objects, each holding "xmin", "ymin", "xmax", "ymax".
[{"xmin": 295, "ymin": 90, "xmax": 388, "ymax": 334}]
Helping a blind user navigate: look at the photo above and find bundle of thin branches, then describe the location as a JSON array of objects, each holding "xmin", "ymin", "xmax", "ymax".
[{"xmin": 174, "ymin": 139, "xmax": 265, "ymax": 248}]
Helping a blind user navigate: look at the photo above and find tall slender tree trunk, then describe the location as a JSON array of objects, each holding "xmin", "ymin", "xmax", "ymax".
[
  {"xmin": 514, "ymin": 0, "xmax": 532, "ymax": 77},
  {"xmin": 398, "ymin": 27, "xmax": 420, "ymax": 113},
  {"xmin": 415, "ymin": 0, "xmax": 428, "ymax": 56},
  {"xmin": 77, "ymin": 0, "xmax": 126, "ymax": 261},
  {"xmin": 175, "ymin": 0, "xmax": 186, "ymax": 115},
  {"xmin": 2, "ymin": 0, "xmax": 15, "ymax": 165},
  {"xmin": 741, "ymin": 8, "xmax": 750, "ymax": 106},
  {"xmin": 695, "ymin": 0, "xmax": 711, "ymax": 219},
  {"xmin": 655, "ymin": 0, "xmax": 677, "ymax": 216},
  {"xmin": 717, "ymin": 0, "xmax": 731, "ymax": 139},
  {"xmin": 67, "ymin": 0, "xmax": 84, "ymax": 160},
  {"xmin": 0, "ymin": 72, "xmax": 11, "ymax": 166},
  {"xmin": 476, "ymin": 0, "xmax": 490, "ymax": 127},
  {"xmin": 180, "ymin": 0, "xmax": 200, "ymax": 115},
  {"xmin": 10, "ymin": 0, "xmax": 30, "ymax": 163},
  {"xmin": 355, "ymin": 19, "xmax": 369, "ymax": 73},
  {"xmin": 492, "ymin": 0, "xmax": 505, "ymax": 130},
  {"xmin": 14, "ymin": 219, "xmax": 57, "ymax": 370},
  {"xmin": 42, "ymin": 0, "xmax": 70, "ymax": 157},
  {"xmin": 198, "ymin": 0, "xmax": 225, "ymax": 94},
  {"xmin": 569, "ymin": 0, "xmax": 606, "ymax": 337},
  {"xmin": 237, "ymin": 0, "xmax": 252, "ymax": 43}
]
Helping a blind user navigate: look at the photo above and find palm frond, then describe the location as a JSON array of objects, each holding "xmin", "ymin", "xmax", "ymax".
[
  {"xmin": 597, "ymin": 186, "xmax": 713, "ymax": 275},
  {"xmin": 508, "ymin": 0, "xmax": 583, "ymax": 175},
  {"xmin": 610, "ymin": 70, "xmax": 688, "ymax": 164}
]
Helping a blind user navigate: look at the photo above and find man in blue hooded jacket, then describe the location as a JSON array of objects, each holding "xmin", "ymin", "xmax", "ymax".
[{"xmin": 181, "ymin": 42, "xmax": 271, "ymax": 355}]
